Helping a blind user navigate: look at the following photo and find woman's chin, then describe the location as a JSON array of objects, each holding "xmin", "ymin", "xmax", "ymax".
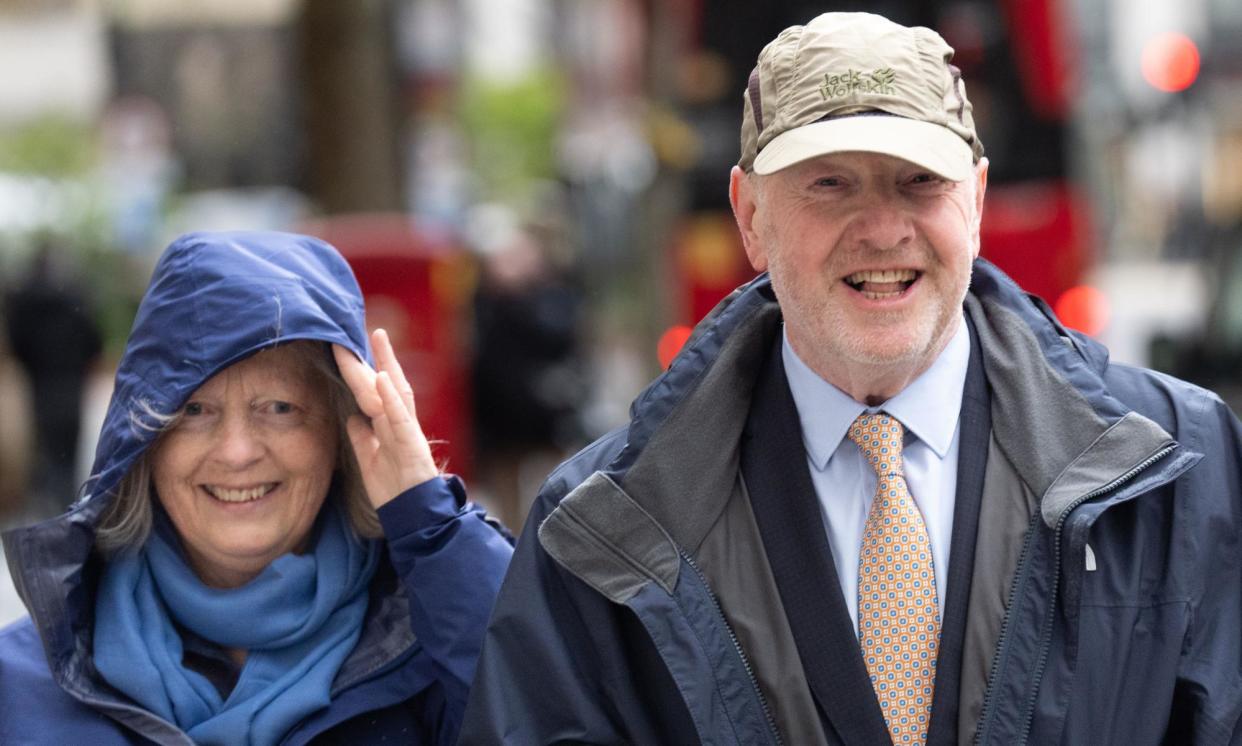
[{"xmin": 183, "ymin": 528, "xmax": 302, "ymax": 587}]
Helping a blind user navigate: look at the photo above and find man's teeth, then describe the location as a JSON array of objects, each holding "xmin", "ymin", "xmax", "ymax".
[
  {"xmin": 845, "ymin": 269, "xmax": 918, "ymax": 284},
  {"xmin": 207, "ymin": 485, "xmax": 273, "ymax": 503}
]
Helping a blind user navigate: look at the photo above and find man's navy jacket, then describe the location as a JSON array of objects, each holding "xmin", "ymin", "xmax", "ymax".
[{"xmin": 462, "ymin": 259, "xmax": 1242, "ymax": 744}]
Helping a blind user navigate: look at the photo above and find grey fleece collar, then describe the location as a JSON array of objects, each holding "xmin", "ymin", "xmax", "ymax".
[{"xmin": 963, "ymin": 294, "xmax": 1176, "ymax": 527}]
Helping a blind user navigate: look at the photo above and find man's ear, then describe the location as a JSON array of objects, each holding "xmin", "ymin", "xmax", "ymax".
[
  {"xmin": 729, "ymin": 166, "xmax": 768, "ymax": 272},
  {"xmin": 970, "ymin": 157, "xmax": 989, "ymax": 259}
]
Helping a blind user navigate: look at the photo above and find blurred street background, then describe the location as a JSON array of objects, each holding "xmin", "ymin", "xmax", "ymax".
[{"xmin": 3, "ymin": 0, "xmax": 1242, "ymax": 626}]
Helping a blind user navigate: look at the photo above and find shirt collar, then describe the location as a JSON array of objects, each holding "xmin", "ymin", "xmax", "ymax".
[{"xmin": 782, "ymin": 314, "xmax": 970, "ymax": 469}]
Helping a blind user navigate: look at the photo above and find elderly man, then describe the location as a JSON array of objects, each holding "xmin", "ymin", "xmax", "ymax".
[{"xmin": 462, "ymin": 12, "xmax": 1242, "ymax": 745}]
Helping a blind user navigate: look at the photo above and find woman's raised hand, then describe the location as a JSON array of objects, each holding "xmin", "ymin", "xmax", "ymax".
[{"xmin": 333, "ymin": 329, "xmax": 439, "ymax": 509}]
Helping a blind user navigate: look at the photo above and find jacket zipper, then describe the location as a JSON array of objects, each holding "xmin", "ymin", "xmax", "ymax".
[
  {"xmin": 680, "ymin": 549, "xmax": 784, "ymax": 746},
  {"xmin": 971, "ymin": 504, "xmax": 1042, "ymax": 745},
  {"xmin": 1013, "ymin": 444, "xmax": 1177, "ymax": 742},
  {"xmin": 973, "ymin": 444, "xmax": 1177, "ymax": 745}
]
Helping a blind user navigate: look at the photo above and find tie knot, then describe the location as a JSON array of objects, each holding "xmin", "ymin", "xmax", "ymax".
[{"xmin": 848, "ymin": 413, "xmax": 905, "ymax": 477}]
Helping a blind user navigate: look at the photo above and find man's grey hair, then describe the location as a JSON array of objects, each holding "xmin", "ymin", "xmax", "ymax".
[{"xmin": 95, "ymin": 340, "xmax": 382, "ymax": 553}]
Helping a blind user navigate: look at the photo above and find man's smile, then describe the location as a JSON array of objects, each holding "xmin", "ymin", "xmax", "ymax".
[{"xmin": 843, "ymin": 269, "xmax": 922, "ymax": 300}]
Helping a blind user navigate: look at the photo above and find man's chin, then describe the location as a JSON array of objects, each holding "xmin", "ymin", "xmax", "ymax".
[
  {"xmin": 840, "ymin": 342, "xmax": 928, "ymax": 369},
  {"xmin": 826, "ymin": 321, "xmax": 944, "ymax": 370},
  {"xmin": 831, "ymin": 303, "xmax": 959, "ymax": 364}
]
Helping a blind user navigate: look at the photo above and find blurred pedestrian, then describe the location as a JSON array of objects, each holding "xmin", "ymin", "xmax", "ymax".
[
  {"xmin": 463, "ymin": 12, "xmax": 1242, "ymax": 744},
  {"xmin": 0, "ymin": 231, "xmax": 512, "ymax": 745},
  {"xmin": 471, "ymin": 221, "xmax": 586, "ymax": 533},
  {"xmin": 4, "ymin": 238, "xmax": 102, "ymax": 517},
  {"xmin": 0, "ymin": 307, "xmax": 32, "ymax": 520}
]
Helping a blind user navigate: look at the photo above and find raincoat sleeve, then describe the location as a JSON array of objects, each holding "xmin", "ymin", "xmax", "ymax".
[
  {"xmin": 376, "ymin": 475, "xmax": 513, "ymax": 745},
  {"xmin": 1169, "ymin": 399, "xmax": 1242, "ymax": 743},
  {"xmin": 457, "ymin": 490, "xmax": 633, "ymax": 744}
]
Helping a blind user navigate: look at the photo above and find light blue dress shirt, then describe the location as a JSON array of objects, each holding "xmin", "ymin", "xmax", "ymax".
[{"xmin": 782, "ymin": 315, "xmax": 970, "ymax": 635}]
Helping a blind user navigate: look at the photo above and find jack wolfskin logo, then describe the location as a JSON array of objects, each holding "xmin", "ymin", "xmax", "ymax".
[{"xmin": 819, "ymin": 68, "xmax": 898, "ymax": 99}]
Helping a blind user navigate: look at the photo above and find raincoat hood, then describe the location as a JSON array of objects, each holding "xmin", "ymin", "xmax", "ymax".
[
  {"xmin": 1, "ymin": 231, "xmax": 375, "ymax": 703},
  {"xmin": 87, "ymin": 230, "xmax": 373, "ymax": 507}
]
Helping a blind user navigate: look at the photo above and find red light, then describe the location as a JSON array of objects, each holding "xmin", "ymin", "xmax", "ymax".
[
  {"xmin": 1141, "ymin": 32, "xmax": 1200, "ymax": 93},
  {"xmin": 1053, "ymin": 285, "xmax": 1110, "ymax": 337},
  {"xmin": 657, "ymin": 326, "xmax": 694, "ymax": 369}
]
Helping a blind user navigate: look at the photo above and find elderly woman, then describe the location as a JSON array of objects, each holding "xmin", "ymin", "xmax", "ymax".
[{"xmin": 0, "ymin": 231, "xmax": 512, "ymax": 745}]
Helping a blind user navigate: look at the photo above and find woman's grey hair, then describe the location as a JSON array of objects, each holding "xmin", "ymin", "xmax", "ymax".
[{"xmin": 95, "ymin": 340, "xmax": 381, "ymax": 553}]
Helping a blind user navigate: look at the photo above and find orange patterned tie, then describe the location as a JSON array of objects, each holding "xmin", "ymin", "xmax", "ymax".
[{"xmin": 849, "ymin": 413, "xmax": 940, "ymax": 745}]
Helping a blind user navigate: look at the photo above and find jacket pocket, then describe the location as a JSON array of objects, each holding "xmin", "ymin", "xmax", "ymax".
[{"xmin": 1060, "ymin": 601, "xmax": 1191, "ymax": 745}]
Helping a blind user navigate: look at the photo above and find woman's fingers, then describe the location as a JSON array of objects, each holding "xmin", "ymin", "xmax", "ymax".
[
  {"xmin": 372, "ymin": 329, "xmax": 416, "ymax": 415},
  {"xmin": 377, "ymin": 371, "xmax": 413, "ymax": 429},
  {"xmin": 371, "ymin": 412, "xmax": 399, "ymax": 459},
  {"xmin": 332, "ymin": 343, "xmax": 382, "ymax": 416},
  {"xmin": 377, "ymin": 370, "xmax": 437, "ymax": 484},
  {"xmin": 334, "ymin": 332, "xmax": 415, "ymax": 419},
  {"xmin": 336, "ymin": 333, "xmax": 438, "ymax": 503},
  {"xmin": 343, "ymin": 414, "xmax": 377, "ymax": 464}
]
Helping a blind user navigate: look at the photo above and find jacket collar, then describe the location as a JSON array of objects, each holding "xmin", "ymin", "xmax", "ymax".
[{"xmin": 963, "ymin": 264, "xmax": 1184, "ymax": 527}]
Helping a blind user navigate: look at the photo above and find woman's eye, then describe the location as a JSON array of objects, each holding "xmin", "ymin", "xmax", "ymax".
[
  {"xmin": 183, "ymin": 402, "xmax": 204, "ymax": 416},
  {"xmin": 814, "ymin": 176, "xmax": 844, "ymax": 187},
  {"xmin": 257, "ymin": 399, "xmax": 303, "ymax": 417},
  {"xmin": 260, "ymin": 400, "xmax": 308, "ymax": 425}
]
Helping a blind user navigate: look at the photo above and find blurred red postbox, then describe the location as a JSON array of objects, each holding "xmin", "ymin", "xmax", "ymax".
[
  {"xmin": 672, "ymin": 211, "xmax": 757, "ymax": 328},
  {"xmin": 301, "ymin": 213, "xmax": 477, "ymax": 479},
  {"xmin": 660, "ymin": 211, "xmax": 757, "ymax": 368}
]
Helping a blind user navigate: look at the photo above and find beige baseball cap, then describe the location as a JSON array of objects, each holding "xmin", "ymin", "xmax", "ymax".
[{"xmin": 738, "ymin": 12, "xmax": 984, "ymax": 180}]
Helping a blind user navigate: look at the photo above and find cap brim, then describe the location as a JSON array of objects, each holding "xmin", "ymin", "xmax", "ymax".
[{"xmin": 753, "ymin": 115, "xmax": 974, "ymax": 181}]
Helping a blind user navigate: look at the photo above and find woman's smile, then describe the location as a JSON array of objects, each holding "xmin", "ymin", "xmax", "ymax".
[{"xmin": 202, "ymin": 483, "xmax": 279, "ymax": 504}]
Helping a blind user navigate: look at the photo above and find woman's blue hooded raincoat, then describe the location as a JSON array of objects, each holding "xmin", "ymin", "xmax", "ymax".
[{"xmin": 0, "ymin": 231, "xmax": 512, "ymax": 744}]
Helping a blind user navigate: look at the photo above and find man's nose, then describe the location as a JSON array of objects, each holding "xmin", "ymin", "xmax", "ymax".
[
  {"xmin": 847, "ymin": 197, "xmax": 916, "ymax": 251},
  {"xmin": 213, "ymin": 415, "xmax": 265, "ymax": 467}
]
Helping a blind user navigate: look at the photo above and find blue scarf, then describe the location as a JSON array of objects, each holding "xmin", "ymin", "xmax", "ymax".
[{"xmin": 94, "ymin": 502, "xmax": 380, "ymax": 746}]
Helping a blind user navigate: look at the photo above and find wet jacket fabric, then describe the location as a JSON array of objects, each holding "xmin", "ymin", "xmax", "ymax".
[
  {"xmin": 461, "ymin": 259, "xmax": 1242, "ymax": 745},
  {"xmin": 0, "ymin": 231, "xmax": 512, "ymax": 745}
]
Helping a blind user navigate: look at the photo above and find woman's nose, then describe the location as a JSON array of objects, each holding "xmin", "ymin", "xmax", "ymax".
[{"xmin": 213, "ymin": 416, "xmax": 265, "ymax": 467}]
